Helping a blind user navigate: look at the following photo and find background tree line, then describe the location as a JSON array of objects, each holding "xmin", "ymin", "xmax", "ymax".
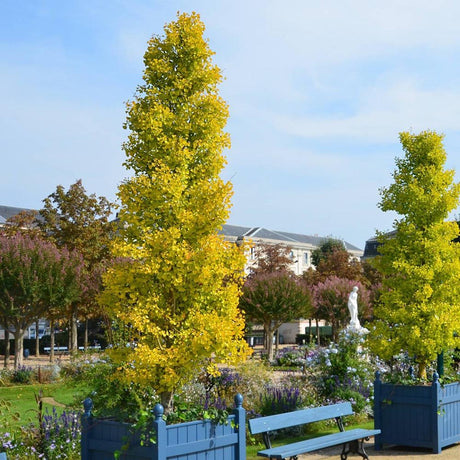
[{"xmin": 0, "ymin": 180, "xmax": 114, "ymax": 367}]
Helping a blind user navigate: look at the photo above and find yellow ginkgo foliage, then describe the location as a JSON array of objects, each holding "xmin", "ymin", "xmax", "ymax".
[
  {"xmin": 100, "ymin": 12, "xmax": 251, "ymax": 409},
  {"xmin": 370, "ymin": 131, "xmax": 460, "ymax": 379}
]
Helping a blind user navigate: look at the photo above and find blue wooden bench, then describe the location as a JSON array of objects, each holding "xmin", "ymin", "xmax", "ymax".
[{"xmin": 248, "ymin": 402, "xmax": 380, "ymax": 460}]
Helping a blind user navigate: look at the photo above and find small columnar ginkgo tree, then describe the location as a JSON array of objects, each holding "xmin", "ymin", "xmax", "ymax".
[
  {"xmin": 370, "ymin": 130, "xmax": 460, "ymax": 379},
  {"xmin": 101, "ymin": 12, "xmax": 251, "ymax": 409}
]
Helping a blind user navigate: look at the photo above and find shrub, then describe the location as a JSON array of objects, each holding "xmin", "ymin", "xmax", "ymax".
[
  {"xmin": 273, "ymin": 347, "xmax": 307, "ymax": 369},
  {"xmin": 68, "ymin": 356, "xmax": 157, "ymax": 422},
  {"xmin": 12, "ymin": 365, "xmax": 34, "ymax": 384},
  {"xmin": 305, "ymin": 330, "xmax": 375, "ymax": 417}
]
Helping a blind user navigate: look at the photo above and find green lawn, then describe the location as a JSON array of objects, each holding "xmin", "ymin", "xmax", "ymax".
[{"xmin": 0, "ymin": 382, "xmax": 85, "ymax": 429}]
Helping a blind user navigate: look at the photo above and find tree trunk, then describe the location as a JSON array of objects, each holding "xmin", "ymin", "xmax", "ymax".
[
  {"xmin": 4, "ymin": 329, "xmax": 10, "ymax": 368},
  {"xmin": 316, "ymin": 321, "xmax": 320, "ymax": 346},
  {"xmin": 104, "ymin": 314, "xmax": 113, "ymax": 346},
  {"xmin": 35, "ymin": 319, "xmax": 40, "ymax": 357},
  {"xmin": 71, "ymin": 311, "xmax": 78, "ymax": 351},
  {"xmin": 13, "ymin": 328, "xmax": 24, "ymax": 369},
  {"xmin": 50, "ymin": 320, "xmax": 55, "ymax": 363},
  {"xmin": 84, "ymin": 319, "xmax": 89, "ymax": 351},
  {"xmin": 160, "ymin": 391, "xmax": 174, "ymax": 414},
  {"xmin": 418, "ymin": 362, "xmax": 428, "ymax": 380},
  {"xmin": 264, "ymin": 323, "xmax": 275, "ymax": 361}
]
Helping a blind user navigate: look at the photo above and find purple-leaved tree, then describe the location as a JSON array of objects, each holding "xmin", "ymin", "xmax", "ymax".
[
  {"xmin": 312, "ymin": 276, "xmax": 371, "ymax": 341},
  {"xmin": 0, "ymin": 234, "xmax": 83, "ymax": 367}
]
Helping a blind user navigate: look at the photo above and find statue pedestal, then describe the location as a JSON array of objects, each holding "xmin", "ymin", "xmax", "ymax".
[{"xmin": 346, "ymin": 323, "xmax": 369, "ymax": 335}]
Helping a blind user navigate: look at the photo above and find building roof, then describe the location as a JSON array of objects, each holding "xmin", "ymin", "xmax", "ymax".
[
  {"xmin": 0, "ymin": 205, "xmax": 40, "ymax": 227},
  {"xmin": 220, "ymin": 224, "xmax": 362, "ymax": 252},
  {"xmin": 0, "ymin": 205, "xmax": 363, "ymax": 253},
  {"xmin": 363, "ymin": 224, "xmax": 460, "ymax": 258}
]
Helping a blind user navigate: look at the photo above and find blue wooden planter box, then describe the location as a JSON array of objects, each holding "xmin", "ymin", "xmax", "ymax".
[
  {"xmin": 374, "ymin": 371, "xmax": 460, "ymax": 453},
  {"xmin": 81, "ymin": 394, "xmax": 246, "ymax": 460}
]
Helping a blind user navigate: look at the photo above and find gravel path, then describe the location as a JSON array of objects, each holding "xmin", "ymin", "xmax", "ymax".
[{"xmin": 299, "ymin": 440, "xmax": 460, "ymax": 459}]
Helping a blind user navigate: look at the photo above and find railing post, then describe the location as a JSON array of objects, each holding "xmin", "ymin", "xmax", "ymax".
[
  {"xmin": 373, "ymin": 371, "xmax": 382, "ymax": 451},
  {"xmin": 432, "ymin": 372, "xmax": 441, "ymax": 454},
  {"xmin": 153, "ymin": 403, "xmax": 166, "ymax": 460},
  {"xmin": 81, "ymin": 397, "xmax": 93, "ymax": 460},
  {"xmin": 233, "ymin": 393, "xmax": 246, "ymax": 460}
]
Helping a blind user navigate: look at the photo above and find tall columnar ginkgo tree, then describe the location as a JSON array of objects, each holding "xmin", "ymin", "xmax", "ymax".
[
  {"xmin": 101, "ymin": 12, "xmax": 251, "ymax": 409},
  {"xmin": 370, "ymin": 131, "xmax": 460, "ymax": 379}
]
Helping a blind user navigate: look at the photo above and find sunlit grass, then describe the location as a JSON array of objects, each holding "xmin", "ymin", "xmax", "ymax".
[{"xmin": 0, "ymin": 382, "xmax": 85, "ymax": 429}]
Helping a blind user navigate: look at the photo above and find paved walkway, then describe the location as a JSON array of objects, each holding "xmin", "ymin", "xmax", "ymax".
[{"xmin": 301, "ymin": 441, "xmax": 460, "ymax": 459}]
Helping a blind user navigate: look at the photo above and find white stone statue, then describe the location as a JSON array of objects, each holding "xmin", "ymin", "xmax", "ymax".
[
  {"xmin": 347, "ymin": 286, "xmax": 369, "ymax": 334},
  {"xmin": 348, "ymin": 286, "xmax": 360, "ymax": 327}
]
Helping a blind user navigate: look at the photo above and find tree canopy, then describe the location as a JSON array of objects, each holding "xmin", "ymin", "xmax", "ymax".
[
  {"xmin": 370, "ymin": 130, "xmax": 460, "ymax": 378},
  {"xmin": 101, "ymin": 12, "xmax": 251, "ymax": 408},
  {"xmin": 311, "ymin": 238, "xmax": 346, "ymax": 268},
  {"xmin": 241, "ymin": 270, "xmax": 312, "ymax": 360},
  {"xmin": 0, "ymin": 234, "xmax": 83, "ymax": 367},
  {"xmin": 39, "ymin": 180, "xmax": 114, "ymax": 351},
  {"xmin": 240, "ymin": 243, "xmax": 312, "ymax": 360}
]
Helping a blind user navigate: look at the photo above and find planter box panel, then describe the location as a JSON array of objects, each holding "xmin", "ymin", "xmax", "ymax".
[
  {"xmin": 81, "ymin": 396, "xmax": 246, "ymax": 460},
  {"xmin": 439, "ymin": 383, "xmax": 460, "ymax": 447},
  {"xmin": 85, "ymin": 420, "xmax": 154, "ymax": 460},
  {"xmin": 375, "ymin": 374, "xmax": 460, "ymax": 453},
  {"xmin": 165, "ymin": 417, "xmax": 238, "ymax": 459},
  {"xmin": 380, "ymin": 402, "xmax": 432, "ymax": 446}
]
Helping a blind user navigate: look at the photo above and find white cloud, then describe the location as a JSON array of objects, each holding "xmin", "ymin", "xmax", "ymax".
[{"xmin": 270, "ymin": 81, "xmax": 460, "ymax": 143}]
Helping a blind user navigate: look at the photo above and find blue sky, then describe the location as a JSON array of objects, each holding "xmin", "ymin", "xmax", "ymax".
[{"xmin": 2, "ymin": 0, "xmax": 460, "ymax": 249}]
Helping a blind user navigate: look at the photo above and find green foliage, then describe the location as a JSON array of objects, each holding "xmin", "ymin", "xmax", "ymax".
[
  {"xmin": 12, "ymin": 366, "xmax": 34, "ymax": 384},
  {"xmin": 311, "ymin": 238, "xmax": 346, "ymax": 268},
  {"xmin": 67, "ymin": 355, "xmax": 158, "ymax": 422},
  {"xmin": 39, "ymin": 180, "xmax": 114, "ymax": 352},
  {"xmin": 370, "ymin": 131, "xmax": 460, "ymax": 378},
  {"xmin": 167, "ymin": 395, "xmax": 230, "ymax": 426},
  {"xmin": 39, "ymin": 179, "xmax": 114, "ymax": 270}
]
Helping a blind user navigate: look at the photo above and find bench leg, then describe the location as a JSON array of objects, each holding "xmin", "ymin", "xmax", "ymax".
[{"xmin": 340, "ymin": 439, "xmax": 370, "ymax": 460}]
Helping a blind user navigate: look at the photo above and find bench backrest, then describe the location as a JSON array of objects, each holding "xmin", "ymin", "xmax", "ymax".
[{"xmin": 248, "ymin": 402, "xmax": 353, "ymax": 434}]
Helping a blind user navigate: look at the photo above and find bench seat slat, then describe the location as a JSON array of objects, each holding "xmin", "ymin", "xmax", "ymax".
[
  {"xmin": 249, "ymin": 402, "xmax": 353, "ymax": 434},
  {"xmin": 257, "ymin": 428, "xmax": 381, "ymax": 459}
]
